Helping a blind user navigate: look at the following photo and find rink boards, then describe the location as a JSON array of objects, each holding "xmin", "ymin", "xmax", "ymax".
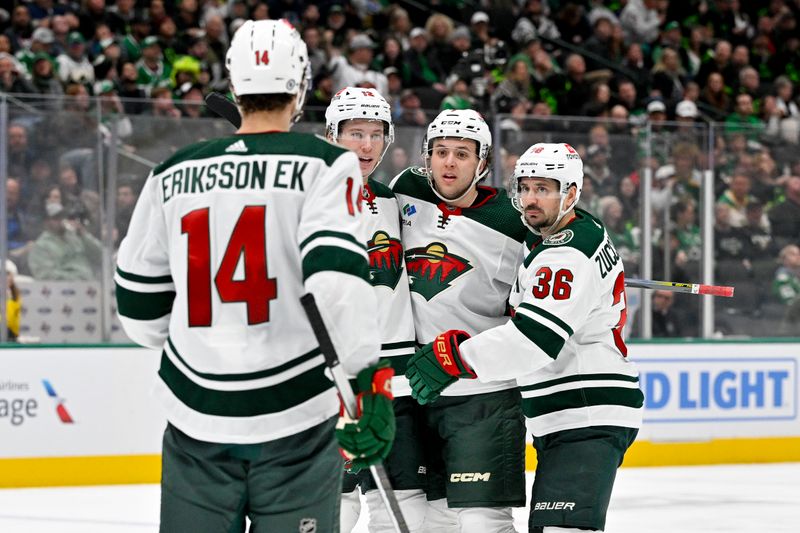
[{"xmin": 1, "ymin": 341, "xmax": 798, "ymax": 487}]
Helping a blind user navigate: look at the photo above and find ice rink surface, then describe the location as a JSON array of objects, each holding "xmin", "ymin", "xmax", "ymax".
[{"xmin": 0, "ymin": 463, "xmax": 798, "ymax": 532}]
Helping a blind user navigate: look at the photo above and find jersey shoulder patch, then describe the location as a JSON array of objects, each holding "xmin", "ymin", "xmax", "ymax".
[
  {"xmin": 524, "ymin": 209, "xmax": 606, "ymax": 266},
  {"xmin": 389, "ymin": 167, "xmax": 437, "ymax": 202}
]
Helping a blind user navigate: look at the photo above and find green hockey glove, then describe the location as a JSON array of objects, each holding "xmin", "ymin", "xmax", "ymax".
[
  {"xmin": 405, "ymin": 330, "xmax": 476, "ymax": 405},
  {"xmin": 335, "ymin": 361, "xmax": 396, "ymax": 473}
]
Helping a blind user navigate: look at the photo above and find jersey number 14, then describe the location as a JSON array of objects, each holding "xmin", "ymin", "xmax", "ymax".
[{"xmin": 181, "ymin": 206, "xmax": 278, "ymax": 326}]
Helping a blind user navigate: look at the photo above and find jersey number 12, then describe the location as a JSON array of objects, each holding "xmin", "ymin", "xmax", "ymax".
[{"xmin": 181, "ymin": 206, "xmax": 278, "ymax": 326}]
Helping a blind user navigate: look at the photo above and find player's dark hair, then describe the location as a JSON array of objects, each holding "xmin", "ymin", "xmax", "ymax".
[{"xmin": 237, "ymin": 93, "xmax": 295, "ymax": 114}]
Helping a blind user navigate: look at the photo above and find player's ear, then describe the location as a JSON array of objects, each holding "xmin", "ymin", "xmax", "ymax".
[{"xmin": 566, "ymin": 184, "xmax": 578, "ymax": 205}]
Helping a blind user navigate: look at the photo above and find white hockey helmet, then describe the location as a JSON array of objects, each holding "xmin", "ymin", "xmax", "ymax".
[
  {"xmin": 423, "ymin": 109, "xmax": 493, "ymax": 202},
  {"xmin": 325, "ymin": 87, "xmax": 395, "ymax": 143},
  {"xmin": 512, "ymin": 143, "xmax": 584, "ymax": 233},
  {"xmin": 226, "ymin": 19, "xmax": 310, "ymax": 122},
  {"xmin": 325, "ymin": 87, "xmax": 395, "ymax": 172}
]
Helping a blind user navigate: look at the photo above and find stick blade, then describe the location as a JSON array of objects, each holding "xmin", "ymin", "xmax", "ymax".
[
  {"xmin": 699, "ymin": 284, "xmax": 735, "ymax": 297},
  {"xmin": 205, "ymin": 92, "xmax": 241, "ymax": 128}
]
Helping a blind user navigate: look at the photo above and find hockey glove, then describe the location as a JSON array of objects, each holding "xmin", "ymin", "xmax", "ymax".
[
  {"xmin": 405, "ymin": 330, "xmax": 476, "ymax": 405},
  {"xmin": 335, "ymin": 361, "xmax": 396, "ymax": 473}
]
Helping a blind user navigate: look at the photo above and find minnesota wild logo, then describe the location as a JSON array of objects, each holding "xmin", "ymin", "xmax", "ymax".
[
  {"xmin": 367, "ymin": 231, "xmax": 404, "ymax": 289},
  {"xmin": 405, "ymin": 242, "xmax": 472, "ymax": 300}
]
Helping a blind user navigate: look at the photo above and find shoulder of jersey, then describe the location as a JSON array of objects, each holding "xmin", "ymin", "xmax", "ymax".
[
  {"xmin": 461, "ymin": 186, "xmax": 528, "ymax": 243},
  {"xmin": 388, "ymin": 167, "xmax": 434, "ymax": 200},
  {"xmin": 367, "ymin": 178, "xmax": 396, "ymax": 200},
  {"xmin": 151, "ymin": 132, "xmax": 349, "ymax": 177},
  {"xmin": 525, "ymin": 208, "xmax": 606, "ymax": 265}
]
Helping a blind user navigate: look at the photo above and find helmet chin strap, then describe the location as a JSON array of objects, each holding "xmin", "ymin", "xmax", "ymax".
[
  {"xmin": 427, "ymin": 159, "xmax": 489, "ymax": 204},
  {"xmin": 525, "ymin": 195, "xmax": 575, "ymax": 237}
]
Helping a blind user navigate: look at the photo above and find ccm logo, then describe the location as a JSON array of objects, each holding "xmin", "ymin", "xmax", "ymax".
[
  {"xmin": 450, "ymin": 472, "xmax": 491, "ymax": 482},
  {"xmin": 534, "ymin": 501, "xmax": 575, "ymax": 511}
]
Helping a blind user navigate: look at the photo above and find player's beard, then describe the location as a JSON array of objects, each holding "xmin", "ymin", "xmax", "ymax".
[{"xmin": 525, "ymin": 208, "xmax": 556, "ymax": 230}]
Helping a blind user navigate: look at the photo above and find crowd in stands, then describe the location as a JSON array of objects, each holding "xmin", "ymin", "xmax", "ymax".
[{"xmin": 2, "ymin": 0, "xmax": 800, "ymax": 337}]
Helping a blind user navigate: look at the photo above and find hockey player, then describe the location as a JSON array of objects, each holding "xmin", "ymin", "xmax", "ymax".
[
  {"xmin": 390, "ymin": 109, "xmax": 528, "ymax": 532},
  {"xmin": 115, "ymin": 20, "xmax": 395, "ymax": 533},
  {"xmin": 406, "ymin": 143, "xmax": 645, "ymax": 533},
  {"xmin": 325, "ymin": 87, "xmax": 425, "ymax": 532}
]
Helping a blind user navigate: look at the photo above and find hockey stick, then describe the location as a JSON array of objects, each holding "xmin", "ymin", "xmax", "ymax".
[
  {"xmin": 625, "ymin": 278, "xmax": 735, "ymax": 297},
  {"xmin": 205, "ymin": 92, "xmax": 241, "ymax": 128},
  {"xmin": 300, "ymin": 293, "xmax": 410, "ymax": 533}
]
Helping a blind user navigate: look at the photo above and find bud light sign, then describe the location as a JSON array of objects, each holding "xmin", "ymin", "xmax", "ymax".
[{"xmin": 638, "ymin": 358, "xmax": 796, "ymax": 423}]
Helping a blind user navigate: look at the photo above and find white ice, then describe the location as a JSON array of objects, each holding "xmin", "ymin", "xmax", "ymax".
[{"xmin": 0, "ymin": 463, "xmax": 797, "ymax": 532}]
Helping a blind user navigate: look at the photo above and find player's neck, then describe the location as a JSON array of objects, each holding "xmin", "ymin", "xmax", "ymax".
[
  {"xmin": 238, "ymin": 109, "xmax": 294, "ymax": 133},
  {"xmin": 544, "ymin": 210, "xmax": 577, "ymax": 237},
  {"xmin": 447, "ymin": 186, "xmax": 479, "ymax": 209}
]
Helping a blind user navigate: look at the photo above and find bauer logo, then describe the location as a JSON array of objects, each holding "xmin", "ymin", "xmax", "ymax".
[{"xmin": 638, "ymin": 358, "xmax": 796, "ymax": 422}]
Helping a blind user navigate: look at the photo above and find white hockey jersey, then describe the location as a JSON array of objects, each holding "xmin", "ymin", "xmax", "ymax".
[
  {"xmin": 459, "ymin": 209, "xmax": 644, "ymax": 436},
  {"xmin": 115, "ymin": 132, "xmax": 380, "ymax": 444},
  {"xmin": 363, "ymin": 178, "xmax": 416, "ymax": 397},
  {"xmin": 390, "ymin": 168, "xmax": 528, "ymax": 396}
]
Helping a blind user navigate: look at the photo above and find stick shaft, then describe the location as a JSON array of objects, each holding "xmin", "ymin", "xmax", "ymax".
[
  {"xmin": 625, "ymin": 278, "xmax": 735, "ymax": 297},
  {"xmin": 205, "ymin": 92, "xmax": 241, "ymax": 128},
  {"xmin": 300, "ymin": 294, "xmax": 409, "ymax": 533}
]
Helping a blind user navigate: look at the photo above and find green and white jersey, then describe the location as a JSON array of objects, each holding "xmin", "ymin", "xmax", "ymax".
[
  {"xmin": 363, "ymin": 178, "xmax": 416, "ymax": 397},
  {"xmin": 115, "ymin": 132, "xmax": 380, "ymax": 444},
  {"xmin": 390, "ymin": 167, "xmax": 528, "ymax": 397},
  {"xmin": 460, "ymin": 209, "xmax": 643, "ymax": 436}
]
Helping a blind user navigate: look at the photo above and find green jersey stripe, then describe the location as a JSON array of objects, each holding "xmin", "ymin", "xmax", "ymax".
[
  {"xmin": 302, "ymin": 246, "xmax": 369, "ymax": 282},
  {"xmin": 381, "ymin": 353, "xmax": 412, "ymax": 375},
  {"xmin": 159, "ymin": 352, "xmax": 333, "ymax": 417},
  {"xmin": 116, "ymin": 284, "xmax": 175, "ymax": 320},
  {"xmin": 518, "ymin": 303, "xmax": 574, "ymax": 336},
  {"xmin": 116, "ymin": 267, "xmax": 173, "ymax": 284},
  {"xmin": 511, "ymin": 313, "xmax": 564, "ymax": 359},
  {"xmin": 381, "ymin": 340, "xmax": 417, "ymax": 350},
  {"xmin": 299, "ymin": 230, "xmax": 365, "ymax": 252},
  {"xmin": 519, "ymin": 373, "xmax": 640, "ymax": 392},
  {"xmin": 522, "ymin": 386, "xmax": 644, "ymax": 418},
  {"xmin": 167, "ymin": 337, "xmax": 322, "ymax": 382}
]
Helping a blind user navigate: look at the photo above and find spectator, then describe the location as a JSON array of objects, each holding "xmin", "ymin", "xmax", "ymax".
[
  {"xmin": 744, "ymin": 201, "xmax": 777, "ymax": 259},
  {"xmin": 28, "ymin": 202, "xmax": 102, "ymax": 281},
  {"xmin": 699, "ymin": 72, "xmax": 731, "ymax": 121},
  {"xmin": 15, "ymin": 27, "xmax": 56, "ymax": 73},
  {"xmin": 403, "ymin": 27, "xmax": 446, "ymax": 94},
  {"xmin": 725, "ymin": 93, "xmax": 763, "ymax": 139},
  {"xmin": 651, "ymin": 290, "xmax": 689, "ymax": 337},
  {"xmin": 493, "ymin": 59, "xmax": 535, "ymax": 109},
  {"xmin": 328, "ymin": 34, "xmax": 388, "ymax": 96},
  {"xmin": 117, "ymin": 62, "xmax": 148, "ymax": 115},
  {"xmin": 6, "ymin": 178, "xmax": 33, "ymax": 261},
  {"xmin": 768, "ymin": 175, "xmax": 800, "ymax": 247},
  {"xmin": 3, "ymin": 5, "xmax": 33, "ymax": 52},
  {"xmin": 371, "ymin": 36, "xmax": 404, "ymax": 74},
  {"xmin": 620, "ymin": 0, "xmax": 663, "ymax": 45},
  {"xmin": 511, "ymin": 0, "xmax": 561, "ymax": 48},
  {"xmin": 7, "ymin": 123, "xmax": 33, "ymax": 180},
  {"xmin": 600, "ymin": 195, "xmax": 640, "ymax": 273},
  {"xmin": 135, "ymin": 36, "xmax": 171, "ymax": 95},
  {"xmin": 121, "ymin": 15, "xmax": 152, "ymax": 63},
  {"xmin": 0, "ymin": 52, "xmax": 35, "ymax": 94},
  {"xmin": 5, "ymin": 260, "xmax": 21, "ymax": 342},
  {"xmin": 651, "ymin": 48, "xmax": 687, "ymax": 105},
  {"xmin": 114, "ymin": 180, "xmax": 138, "ymax": 245},
  {"xmin": 303, "ymin": 26, "xmax": 327, "ymax": 78},
  {"xmin": 672, "ymin": 200, "xmax": 702, "ymax": 265},
  {"xmin": 718, "ymin": 173, "xmax": 759, "ymax": 227},
  {"xmin": 774, "ymin": 244, "xmax": 800, "ymax": 304},
  {"xmin": 29, "ymin": 53, "xmax": 64, "ymax": 98},
  {"xmin": 696, "ymin": 40, "xmax": 735, "ymax": 88},
  {"xmin": 439, "ymin": 77, "xmax": 473, "ymax": 110},
  {"xmin": 56, "ymin": 32, "xmax": 95, "ymax": 86},
  {"xmin": 546, "ymin": 53, "xmax": 591, "ymax": 116}
]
